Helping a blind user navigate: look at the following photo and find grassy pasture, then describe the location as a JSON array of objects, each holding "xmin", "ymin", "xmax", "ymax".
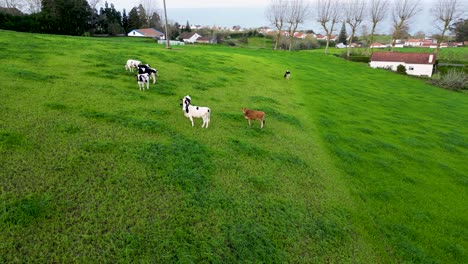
[{"xmin": 0, "ymin": 30, "xmax": 467, "ymax": 263}]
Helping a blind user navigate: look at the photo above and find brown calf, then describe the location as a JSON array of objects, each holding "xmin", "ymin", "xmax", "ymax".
[{"xmin": 242, "ymin": 108, "xmax": 265, "ymax": 128}]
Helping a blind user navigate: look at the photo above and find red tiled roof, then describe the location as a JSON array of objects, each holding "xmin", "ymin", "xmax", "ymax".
[
  {"xmin": 135, "ymin": 28, "xmax": 164, "ymax": 37},
  {"xmin": 370, "ymin": 52, "xmax": 436, "ymax": 64}
]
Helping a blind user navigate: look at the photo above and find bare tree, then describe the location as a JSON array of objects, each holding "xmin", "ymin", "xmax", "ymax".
[
  {"xmin": 0, "ymin": 0, "xmax": 23, "ymax": 10},
  {"xmin": 286, "ymin": 0, "xmax": 311, "ymax": 51},
  {"xmin": 21, "ymin": 0, "xmax": 41, "ymax": 13},
  {"xmin": 367, "ymin": 0, "xmax": 389, "ymax": 55},
  {"xmin": 431, "ymin": 0, "xmax": 464, "ymax": 54},
  {"xmin": 316, "ymin": 0, "xmax": 341, "ymax": 54},
  {"xmin": 344, "ymin": 0, "xmax": 366, "ymax": 57},
  {"xmin": 266, "ymin": 0, "xmax": 289, "ymax": 50},
  {"xmin": 140, "ymin": 0, "xmax": 159, "ymax": 27},
  {"xmin": 390, "ymin": 0, "xmax": 421, "ymax": 51},
  {"xmin": 88, "ymin": 0, "xmax": 101, "ymax": 10}
]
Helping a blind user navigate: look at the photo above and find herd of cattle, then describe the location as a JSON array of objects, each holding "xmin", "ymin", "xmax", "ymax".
[
  {"xmin": 124, "ymin": 59, "xmax": 282, "ymax": 129},
  {"xmin": 125, "ymin": 59, "xmax": 158, "ymax": 90}
]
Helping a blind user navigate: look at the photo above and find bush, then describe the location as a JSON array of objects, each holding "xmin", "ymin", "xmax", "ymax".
[
  {"xmin": 430, "ymin": 69, "xmax": 467, "ymax": 91},
  {"xmin": 396, "ymin": 64, "xmax": 407, "ymax": 75},
  {"xmin": 347, "ymin": 56, "xmax": 370, "ymax": 63}
]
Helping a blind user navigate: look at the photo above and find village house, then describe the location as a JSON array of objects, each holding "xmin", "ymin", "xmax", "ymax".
[
  {"xmin": 314, "ymin": 34, "xmax": 338, "ymax": 42},
  {"xmin": 178, "ymin": 32, "xmax": 202, "ymax": 43},
  {"xmin": 369, "ymin": 42, "xmax": 389, "ymax": 48},
  {"xmin": 369, "ymin": 52, "xmax": 436, "ymax": 77},
  {"xmin": 127, "ymin": 28, "xmax": 165, "ymax": 39}
]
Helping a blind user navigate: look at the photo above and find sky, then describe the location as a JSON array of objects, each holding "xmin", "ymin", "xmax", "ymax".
[{"xmin": 101, "ymin": 0, "xmax": 448, "ymax": 35}]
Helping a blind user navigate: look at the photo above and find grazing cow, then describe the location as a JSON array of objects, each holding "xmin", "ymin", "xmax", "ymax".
[
  {"xmin": 242, "ymin": 107, "xmax": 265, "ymax": 128},
  {"xmin": 137, "ymin": 64, "xmax": 159, "ymax": 84},
  {"xmin": 136, "ymin": 73, "xmax": 150, "ymax": 90},
  {"xmin": 284, "ymin": 70, "xmax": 291, "ymax": 80},
  {"xmin": 180, "ymin": 95, "xmax": 211, "ymax": 128},
  {"xmin": 125, "ymin": 59, "xmax": 141, "ymax": 72}
]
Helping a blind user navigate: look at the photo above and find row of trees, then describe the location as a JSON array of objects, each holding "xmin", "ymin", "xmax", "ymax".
[
  {"xmin": 266, "ymin": 0, "xmax": 466, "ymax": 55},
  {"xmin": 0, "ymin": 0, "xmax": 178, "ymax": 37}
]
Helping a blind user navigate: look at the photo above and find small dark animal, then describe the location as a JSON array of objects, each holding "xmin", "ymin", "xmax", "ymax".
[
  {"xmin": 242, "ymin": 107, "xmax": 265, "ymax": 128},
  {"xmin": 284, "ymin": 70, "xmax": 291, "ymax": 80}
]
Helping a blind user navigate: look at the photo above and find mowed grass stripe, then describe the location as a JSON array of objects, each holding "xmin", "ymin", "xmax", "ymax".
[{"xmin": 0, "ymin": 30, "xmax": 466, "ymax": 263}]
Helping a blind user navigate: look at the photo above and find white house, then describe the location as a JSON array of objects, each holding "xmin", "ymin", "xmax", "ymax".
[
  {"xmin": 179, "ymin": 32, "xmax": 202, "ymax": 43},
  {"xmin": 369, "ymin": 52, "xmax": 436, "ymax": 77},
  {"xmin": 128, "ymin": 28, "xmax": 165, "ymax": 39},
  {"xmin": 369, "ymin": 42, "xmax": 389, "ymax": 48}
]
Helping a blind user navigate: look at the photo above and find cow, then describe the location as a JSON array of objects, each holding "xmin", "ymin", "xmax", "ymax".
[
  {"xmin": 136, "ymin": 73, "xmax": 150, "ymax": 90},
  {"xmin": 284, "ymin": 70, "xmax": 291, "ymax": 80},
  {"xmin": 180, "ymin": 95, "xmax": 211, "ymax": 128},
  {"xmin": 125, "ymin": 59, "xmax": 141, "ymax": 72},
  {"xmin": 242, "ymin": 107, "xmax": 265, "ymax": 128},
  {"xmin": 137, "ymin": 64, "xmax": 159, "ymax": 84}
]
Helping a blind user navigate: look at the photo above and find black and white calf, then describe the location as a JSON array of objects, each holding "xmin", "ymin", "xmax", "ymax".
[
  {"xmin": 136, "ymin": 73, "xmax": 150, "ymax": 90},
  {"xmin": 284, "ymin": 70, "xmax": 291, "ymax": 80},
  {"xmin": 180, "ymin": 95, "xmax": 211, "ymax": 128},
  {"xmin": 137, "ymin": 64, "xmax": 159, "ymax": 84}
]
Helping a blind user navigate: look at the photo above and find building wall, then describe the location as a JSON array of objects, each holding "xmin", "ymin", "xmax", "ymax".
[
  {"xmin": 369, "ymin": 61, "xmax": 434, "ymax": 77},
  {"xmin": 128, "ymin": 31, "xmax": 144, "ymax": 37}
]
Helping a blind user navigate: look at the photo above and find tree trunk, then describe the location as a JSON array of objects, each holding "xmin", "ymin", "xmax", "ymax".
[{"xmin": 367, "ymin": 23, "xmax": 377, "ymax": 56}]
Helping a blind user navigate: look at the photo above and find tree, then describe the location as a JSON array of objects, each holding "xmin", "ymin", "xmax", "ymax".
[
  {"xmin": 285, "ymin": 0, "xmax": 310, "ymax": 51},
  {"xmin": 93, "ymin": 2, "xmax": 122, "ymax": 35},
  {"xmin": 1, "ymin": 0, "xmax": 23, "ymax": 10},
  {"xmin": 122, "ymin": 9, "xmax": 129, "ymax": 33},
  {"xmin": 23, "ymin": 0, "xmax": 42, "ymax": 13},
  {"xmin": 367, "ymin": 0, "xmax": 389, "ymax": 55},
  {"xmin": 184, "ymin": 20, "xmax": 191, "ymax": 32},
  {"xmin": 137, "ymin": 4, "xmax": 147, "ymax": 28},
  {"xmin": 431, "ymin": 0, "xmax": 464, "ymax": 54},
  {"xmin": 390, "ymin": 0, "xmax": 420, "ymax": 51},
  {"xmin": 140, "ymin": 0, "xmax": 161, "ymax": 29},
  {"xmin": 266, "ymin": 0, "xmax": 289, "ymax": 50},
  {"xmin": 413, "ymin": 30, "xmax": 425, "ymax": 39},
  {"xmin": 449, "ymin": 18, "xmax": 468, "ymax": 42},
  {"xmin": 41, "ymin": 0, "xmax": 92, "ymax": 35},
  {"xmin": 316, "ymin": 0, "xmax": 341, "ymax": 54},
  {"xmin": 127, "ymin": 7, "xmax": 141, "ymax": 30},
  {"xmin": 338, "ymin": 21, "xmax": 347, "ymax": 44},
  {"xmin": 345, "ymin": 0, "xmax": 366, "ymax": 57}
]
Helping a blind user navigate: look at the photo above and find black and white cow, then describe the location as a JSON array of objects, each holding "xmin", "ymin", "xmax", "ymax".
[
  {"xmin": 284, "ymin": 70, "xmax": 291, "ymax": 80},
  {"xmin": 180, "ymin": 95, "xmax": 211, "ymax": 128},
  {"xmin": 137, "ymin": 64, "xmax": 159, "ymax": 84},
  {"xmin": 136, "ymin": 73, "xmax": 150, "ymax": 90}
]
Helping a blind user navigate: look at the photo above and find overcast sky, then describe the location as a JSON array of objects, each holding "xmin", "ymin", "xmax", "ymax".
[
  {"xmin": 108, "ymin": 0, "xmax": 269, "ymax": 10},
  {"xmin": 98, "ymin": 0, "xmax": 451, "ymax": 34}
]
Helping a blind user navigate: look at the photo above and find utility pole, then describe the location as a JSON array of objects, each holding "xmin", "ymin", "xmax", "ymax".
[{"xmin": 163, "ymin": 0, "xmax": 171, "ymax": 49}]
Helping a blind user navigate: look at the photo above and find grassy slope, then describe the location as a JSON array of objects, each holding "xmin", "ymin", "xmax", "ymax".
[{"xmin": 0, "ymin": 31, "xmax": 466, "ymax": 263}]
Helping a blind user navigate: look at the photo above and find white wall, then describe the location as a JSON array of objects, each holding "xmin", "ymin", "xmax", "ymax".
[{"xmin": 369, "ymin": 62, "xmax": 434, "ymax": 77}]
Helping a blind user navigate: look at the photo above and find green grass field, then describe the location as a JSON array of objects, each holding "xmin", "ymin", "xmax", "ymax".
[{"xmin": 0, "ymin": 30, "xmax": 467, "ymax": 263}]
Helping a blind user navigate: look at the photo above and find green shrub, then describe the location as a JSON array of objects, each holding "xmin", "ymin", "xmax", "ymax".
[
  {"xmin": 430, "ymin": 69, "xmax": 468, "ymax": 91},
  {"xmin": 397, "ymin": 64, "xmax": 407, "ymax": 74},
  {"xmin": 347, "ymin": 56, "xmax": 370, "ymax": 63}
]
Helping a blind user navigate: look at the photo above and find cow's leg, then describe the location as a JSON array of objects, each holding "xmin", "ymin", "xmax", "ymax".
[
  {"xmin": 189, "ymin": 116, "xmax": 194, "ymax": 127},
  {"xmin": 248, "ymin": 119, "xmax": 251, "ymax": 126}
]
